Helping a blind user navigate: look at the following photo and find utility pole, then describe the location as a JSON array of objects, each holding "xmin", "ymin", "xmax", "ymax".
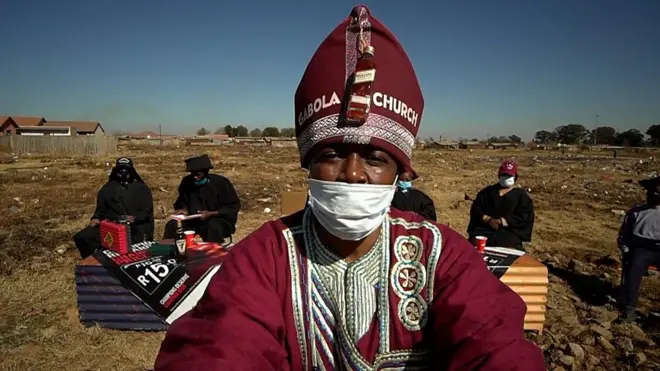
[{"xmin": 159, "ymin": 124, "xmax": 163, "ymax": 146}]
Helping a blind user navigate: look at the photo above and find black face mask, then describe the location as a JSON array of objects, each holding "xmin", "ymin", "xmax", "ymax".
[{"xmin": 117, "ymin": 168, "xmax": 131, "ymax": 182}]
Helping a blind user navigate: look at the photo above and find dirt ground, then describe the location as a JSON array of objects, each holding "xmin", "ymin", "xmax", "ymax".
[{"xmin": 1, "ymin": 145, "xmax": 659, "ymax": 370}]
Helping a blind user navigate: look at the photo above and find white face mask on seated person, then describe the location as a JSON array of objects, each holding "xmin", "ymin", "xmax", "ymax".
[
  {"xmin": 499, "ymin": 175, "xmax": 515, "ymax": 188},
  {"xmin": 307, "ymin": 177, "xmax": 398, "ymax": 241}
]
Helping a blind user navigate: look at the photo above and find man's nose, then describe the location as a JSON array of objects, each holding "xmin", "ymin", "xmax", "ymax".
[{"xmin": 340, "ymin": 153, "xmax": 368, "ymax": 184}]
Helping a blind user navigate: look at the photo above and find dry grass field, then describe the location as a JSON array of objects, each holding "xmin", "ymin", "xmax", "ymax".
[{"xmin": 1, "ymin": 145, "xmax": 660, "ymax": 370}]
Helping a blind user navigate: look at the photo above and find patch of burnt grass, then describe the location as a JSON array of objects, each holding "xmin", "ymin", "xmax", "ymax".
[
  {"xmin": 0, "ymin": 308, "xmax": 59, "ymax": 351},
  {"xmin": 0, "ymin": 223, "xmax": 73, "ymax": 276}
]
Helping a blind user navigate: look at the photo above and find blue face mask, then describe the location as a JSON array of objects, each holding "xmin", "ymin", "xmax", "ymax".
[
  {"xmin": 193, "ymin": 177, "xmax": 208, "ymax": 186},
  {"xmin": 397, "ymin": 180, "xmax": 412, "ymax": 190}
]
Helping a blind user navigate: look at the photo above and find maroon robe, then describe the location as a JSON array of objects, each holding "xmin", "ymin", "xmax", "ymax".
[{"xmin": 154, "ymin": 208, "xmax": 544, "ymax": 370}]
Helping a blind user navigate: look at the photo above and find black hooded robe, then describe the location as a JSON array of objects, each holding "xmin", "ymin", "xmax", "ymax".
[
  {"xmin": 73, "ymin": 168, "xmax": 154, "ymax": 258},
  {"xmin": 391, "ymin": 188, "xmax": 437, "ymax": 221},
  {"xmin": 163, "ymin": 173, "xmax": 241, "ymax": 243},
  {"xmin": 467, "ymin": 184, "xmax": 535, "ymax": 250}
]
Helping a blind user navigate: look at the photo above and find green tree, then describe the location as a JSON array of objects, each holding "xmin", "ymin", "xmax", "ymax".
[
  {"xmin": 508, "ymin": 135, "xmax": 522, "ymax": 143},
  {"xmin": 222, "ymin": 125, "xmax": 234, "ymax": 137},
  {"xmin": 249, "ymin": 128, "xmax": 262, "ymax": 137},
  {"xmin": 554, "ymin": 124, "xmax": 589, "ymax": 144},
  {"xmin": 196, "ymin": 127, "xmax": 210, "ymax": 136},
  {"xmin": 646, "ymin": 124, "xmax": 660, "ymax": 146},
  {"xmin": 280, "ymin": 128, "xmax": 295, "ymax": 137},
  {"xmin": 533, "ymin": 130, "xmax": 556, "ymax": 144},
  {"xmin": 590, "ymin": 126, "xmax": 617, "ymax": 145},
  {"xmin": 262, "ymin": 127, "xmax": 280, "ymax": 137},
  {"xmin": 615, "ymin": 129, "xmax": 645, "ymax": 147},
  {"xmin": 234, "ymin": 125, "xmax": 249, "ymax": 137}
]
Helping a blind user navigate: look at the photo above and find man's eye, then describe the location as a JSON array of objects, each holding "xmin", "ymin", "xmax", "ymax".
[
  {"xmin": 366, "ymin": 154, "xmax": 386, "ymax": 163},
  {"xmin": 320, "ymin": 152, "xmax": 339, "ymax": 160}
]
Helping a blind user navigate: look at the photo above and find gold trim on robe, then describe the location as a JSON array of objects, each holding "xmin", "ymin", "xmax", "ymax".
[{"xmin": 284, "ymin": 209, "xmax": 444, "ymax": 370}]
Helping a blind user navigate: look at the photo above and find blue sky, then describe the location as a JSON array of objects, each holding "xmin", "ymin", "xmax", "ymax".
[{"xmin": 1, "ymin": 0, "xmax": 658, "ymax": 140}]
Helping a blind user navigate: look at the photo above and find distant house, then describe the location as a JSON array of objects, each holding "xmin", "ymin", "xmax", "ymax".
[
  {"xmin": 0, "ymin": 116, "xmax": 46, "ymax": 135},
  {"xmin": 196, "ymin": 134, "xmax": 230, "ymax": 142},
  {"xmin": 183, "ymin": 133, "xmax": 231, "ymax": 146},
  {"xmin": 436, "ymin": 141, "xmax": 460, "ymax": 149},
  {"xmin": 207, "ymin": 134, "xmax": 230, "ymax": 142},
  {"xmin": 0, "ymin": 116, "xmax": 13, "ymax": 135},
  {"xmin": 270, "ymin": 137, "xmax": 297, "ymax": 148},
  {"xmin": 488, "ymin": 142, "xmax": 520, "ymax": 150},
  {"xmin": 423, "ymin": 140, "xmax": 459, "ymax": 150},
  {"xmin": 13, "ymin": 116, "xmax": 47, "ymax": 127},
  {"xmin": 458, "ymin": 141, "xmax": 486, "ymax": 150},
  {"xmin": 0, "ymin": 116, "xmax": 104, "ymax": 136},
  {"xmin": 44, "ymin": 121, "xmax": 105, "ymax": 135},
  {"xmin": 527, "ymin": 141, "xmax": 558, "ymax": 150},
  {"xmin": 18, "ymin": 126, "xmax": 76, "ymax": 136},
  {"xmin": 129, "ymin": 131, "xmax": 160, "ymax": 139},
  {"xmin": 232, "ymin": 136, "xmax": 271, "ymax": 146}
]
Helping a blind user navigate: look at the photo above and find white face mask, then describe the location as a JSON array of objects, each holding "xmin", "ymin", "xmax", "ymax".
[
  {"xmin": 307, "ymin": 178, "xmax": 397, "ymax": 241},
  {"xmin": 499, "ymin": 175, "xmax": 515, "ymax": 188}
]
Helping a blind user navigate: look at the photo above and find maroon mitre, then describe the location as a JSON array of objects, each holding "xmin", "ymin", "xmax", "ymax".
[{"xmin": 294, "ymin": 5, "xmax": 424, "ymax": 174}]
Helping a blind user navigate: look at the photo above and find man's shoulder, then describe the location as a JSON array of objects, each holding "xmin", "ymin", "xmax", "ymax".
[
  {"xmin": 228, "ymin": 211, "xmax": 304, "ymax": 256},
  {"xmin": 179, "ymin": 174, "xmax": 194, "ymax": 184},
  {"xmin": 627, "ymin": 204, "xmax": 652, "ymax": 216},
  {"xmin": 99, "ymin": 181, "xmax": 118, "ymax": 192},
  {"xmin": 208, "ymin": 173, "xmax": 229, "ymax": 181},
  {"xmin": 477, "ymin": 183, "xmax": 499, "ymax": 195},
  {"xmin": 511, "ymin": 186, "xmax": 532, "ymax": 199},
  {"xmin": 388, "ymin": 209, "xmax": 474, "ymax": 264},
  {"xmin": 389, "ymin": 208, "xmax": 455, "ymax": 240},
  {"xmin": 130, "ymin": 179, "xmax": 150, "ymax": 189},
  {"xmin": 208, "ymin": 173, "xmax": 236, "ymax": 186},
  {"xmin": 410, "ymin": 188, "xmax": 433, "ymax": 199}
]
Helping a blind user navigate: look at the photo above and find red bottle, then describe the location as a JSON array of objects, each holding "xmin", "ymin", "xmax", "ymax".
[{"xmin": 345, "ymin": 46, "xmax": 376, "ymax": 125}]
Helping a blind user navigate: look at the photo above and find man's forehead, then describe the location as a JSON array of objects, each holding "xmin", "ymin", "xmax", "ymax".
[{"xmin": 319, "ymin": 143, "xmax": 385, "ymax": 154}]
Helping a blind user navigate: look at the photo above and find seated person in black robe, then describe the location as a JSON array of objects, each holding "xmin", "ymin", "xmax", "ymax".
[
  {"xmin": 163, "ymin": 154, "xmax": 241, "ymax": 244},
  {"xmin": 391, "ymin": 171, "xmax": 437, "ymax": 221},
  {"xmin": 467, "ymin": 160, "xmax": 535, "ymax": 251},
  {"xmin": 73, "ymin": 157, "xmax": 154, "ymax": 258}
]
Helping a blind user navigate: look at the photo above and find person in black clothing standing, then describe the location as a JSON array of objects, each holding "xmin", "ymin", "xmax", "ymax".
[
  {"xmin": 390, "ymin": 171, "xmax": 437, "ymax": 221},
  {"xmin": 617, "ymin": 176, "xmax": 660, "ymax": 323},
  {"xmin": 163, "ymin": 154, "xmax": 241, "ymax": 244},
  {"xmin": 73, "ymin": 157, "xmax": 154, "ymax": 258},
  {"xmin": 467, "ymin": 160, "xmax": 535, "ymax": 251}
]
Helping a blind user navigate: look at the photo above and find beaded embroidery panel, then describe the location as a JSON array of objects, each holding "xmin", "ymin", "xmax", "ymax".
[{"xmin": 285, "ymin": 210, "xmax": 441, "ymax": 370}]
